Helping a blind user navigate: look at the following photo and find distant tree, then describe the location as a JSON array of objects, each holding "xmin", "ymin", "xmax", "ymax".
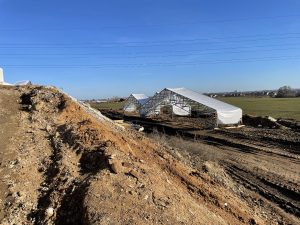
[
  {"xmin": 276, "ymin": 86, "xmax": 296, "ymax": 98},
  {"xmin": 110, "ymin": 96, "xmax": 121, "ymax": 102}
]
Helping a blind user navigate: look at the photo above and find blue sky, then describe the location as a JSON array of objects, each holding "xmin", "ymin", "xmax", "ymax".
[{"xmin": 1, "ymin": 0, "xmax": 300, "ymax": 99}]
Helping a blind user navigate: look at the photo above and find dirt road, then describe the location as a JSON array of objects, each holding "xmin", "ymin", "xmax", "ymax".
[
  {"xmin": 99, "ymin": 108, "xmax": 300, "ymax": 224},
  {"xmin": 149, "ymin": 127, "xmax": 300, "ymax": 224}
]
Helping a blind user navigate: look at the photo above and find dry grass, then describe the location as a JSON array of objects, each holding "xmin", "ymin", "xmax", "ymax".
[{"xmin": 148, "ymin": 131, "xmax": 224, "ymax": 162}]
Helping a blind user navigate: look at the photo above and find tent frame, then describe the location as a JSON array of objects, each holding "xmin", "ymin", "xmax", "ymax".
[
  {"xmin": 140, "ymin": 88, "xmax": 218, "ymax": 127},
  {"xmin": 123, "ymin": 95, "xmax": 141, "ymax": 113}
]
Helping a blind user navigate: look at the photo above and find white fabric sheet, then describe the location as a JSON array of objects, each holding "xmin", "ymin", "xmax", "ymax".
[{"xmin": 167, "ymin": 88, "xmax": 242, "ymax": 125}]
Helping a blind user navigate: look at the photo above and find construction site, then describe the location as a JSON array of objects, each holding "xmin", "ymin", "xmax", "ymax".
[
  {"xmin": 123, "ymin": 87, "xmax": 243, "ymax": 129},
  {"xmin": 2, "ymin": 0, "xmax": 300, "ymax": 224},
  {"xmin": 0, "ymin": 83, "xmax": 299, "ymax": 225}
]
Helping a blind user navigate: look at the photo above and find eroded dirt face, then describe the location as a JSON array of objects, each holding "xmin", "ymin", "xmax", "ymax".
[
  {"xmin": 0, "ymin": 85, "xmax": 295, "ymax": 225},
  {"xmin": 0, "ymin": 86, "xmax": 20, "ymax": 221}
]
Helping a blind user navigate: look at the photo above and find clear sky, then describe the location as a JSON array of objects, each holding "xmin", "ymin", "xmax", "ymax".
[{"xmin": 1, "ymin": 0, "xmax": 300, "ymax": 99}]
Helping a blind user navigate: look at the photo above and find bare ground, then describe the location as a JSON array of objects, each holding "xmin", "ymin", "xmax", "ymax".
[
  {"xmin": 0, "ymin": 85, "xmax": 298, "ymax": 225},
  {"xmin": 148, "ymin": 128, "xmax": 300, "ymax": 225}
]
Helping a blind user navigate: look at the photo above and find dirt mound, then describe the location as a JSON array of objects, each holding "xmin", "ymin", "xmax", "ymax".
[
  {"xmin": 243, "ymin": 114, "xmax": 284, "ymax": 129},
  {"xmin": 0, "ymin": 86, "xmax": 274, "ymax": 224},
  {"xmin": 277, "ymin": 118, "xmax": 300, "ymax": 131}
]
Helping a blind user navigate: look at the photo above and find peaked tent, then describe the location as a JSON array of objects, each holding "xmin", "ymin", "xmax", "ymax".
[
  {"xmin": 140, "ymin": 87, "xmax": 242, "ymax": 125},
  {"xmin": 123, "ymin": 94, "xmax": 149, "ymax": 112},
  {"xmin": 14, "ymin": 80, "xmax": 32, "ymax": 86},
  {"xmin": 132, "ymin": 94, "xmax": 149, "ymax": 105},
  {"xmin": 167, "ymin": 88, "xmax": 242, "ymax": 125}
]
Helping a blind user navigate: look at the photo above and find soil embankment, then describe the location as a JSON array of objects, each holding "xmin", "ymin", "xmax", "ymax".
[
  {"xmin": 100, "ymin": 108, "xmax": 300, "ymax": 224},
  {"xmin": 0, "ymin": 85, "xmax": 298, "ymax": 224}
]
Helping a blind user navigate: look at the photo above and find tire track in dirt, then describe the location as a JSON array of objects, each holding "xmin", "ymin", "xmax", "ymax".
[
  {"xmin": 196, "ymin": 134, "xmax": 300, "ymax": 215},
  {"xmin": 225, "ymin": 164, "xmax": 300, "ymax": 217},
  {"xmin": 151, "ymin": 130, "xmax": 300, "ymax": 222}
]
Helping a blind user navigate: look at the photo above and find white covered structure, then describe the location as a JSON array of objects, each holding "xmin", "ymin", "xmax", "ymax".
[
  {"xmin": 14, "ymin": 80, "xmax": 32, "ymax": 86},
  {"xmin": 123, "ymin": 94, "xmax": 149, "ymax": 113},
  {"xmin": 0, "ymin": 68, "xmax": 12, "ymax": 85},
  {"xmin": 0, "ymin": 68, "xmax": 3, "ymax": 84},
  {"xmin": 0, "ymin": 68, "xmax": 31, "ymax": 86},
  {"xmin": 140, "ymin": 87, "xmax": 242, "ymax": 126}
]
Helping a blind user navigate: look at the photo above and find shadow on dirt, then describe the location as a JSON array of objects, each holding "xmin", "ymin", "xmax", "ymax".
[{"xmin": 28, "ymin": 123, "xmax": 110, "ymax": 225}]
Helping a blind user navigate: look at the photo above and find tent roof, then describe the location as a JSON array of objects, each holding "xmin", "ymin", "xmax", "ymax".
[
  {"xmin": 166, "ymin": 87, "xmax": 241, "ymax": 112},
  {"xmin": 132, "ymin": 94, "xmax": 148, "ymax": 100},
  {"xmin": 131, "ymin": 94, "xmax": 149, "ymax": 105},
  {"xmin": 14, "ymin": 80, "xmax": 32, "ymax": 86}
]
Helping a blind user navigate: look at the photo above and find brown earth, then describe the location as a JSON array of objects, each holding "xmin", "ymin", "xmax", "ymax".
[
  {"xmin": 147, "ymin": 125, "xmax": 300, "ymax": 225},
  {"xmin": 0, "ymin": 85, "xmax": 298, "ymax": 225},
  {"xmin": 100, "ymin": 109, "xmax": 300, "ymax": 225}
]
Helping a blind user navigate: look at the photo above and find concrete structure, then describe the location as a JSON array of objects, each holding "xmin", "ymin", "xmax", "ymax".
[{"xmin": 123, "ymin": 94, "xmax": 149, "ymax": 113}]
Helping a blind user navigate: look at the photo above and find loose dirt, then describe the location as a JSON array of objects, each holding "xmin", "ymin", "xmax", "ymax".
[
  {"xmin": 147, "ymin": 125, "xmax": 300, "ymax": 225},
  {"xmin": 100, "ymin": 108, "xmax": 300, "ymax": 224},
  {"xmin": 0, "ymin": 86, "xmax": 20, "ymax": 221},
  {"xmin": 0, "ymin": 85, "xmax": 297, "ymax": 225}
]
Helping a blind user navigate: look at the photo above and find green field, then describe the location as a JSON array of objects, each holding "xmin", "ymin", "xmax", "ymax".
[
  {"xmin": 90, "ymin": 101, "xmax": 124, "ymax": 110},
  {"xmin": 218, "ymin": 97, "xmax": 300, "ymax": 121}
]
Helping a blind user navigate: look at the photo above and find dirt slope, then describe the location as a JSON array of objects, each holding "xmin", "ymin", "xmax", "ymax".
[
  {"xmin": 0, "ymin": 86, "xmax": 20, "ymax": 221},
  {"xmin": 0, "ymin": 85, "xmax": 270, "ymax": 224}
]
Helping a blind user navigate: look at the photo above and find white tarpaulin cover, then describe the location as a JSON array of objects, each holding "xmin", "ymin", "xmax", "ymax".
[
  {"xmin": 0, "ymin": 68, "xmax": 3, "ymax": 84},
  {"xmin": 14, "ymin": 80, "xmax": 32, "ymax": 86},
  {"xmin": 132, "ymin": 94, "xmax": 149, "ymax": 105},
  {"xmin": 167, "ymin": 88, "xmax": 242, "ymax": 125},
  {"xmin": 0, "ymin": 68, "xmax": 31, "ymax": 86},
  {"xmin": 124, "ymin": 94, "xmax": 149, "ymax": 112},
  {"xmin": 172, "ymin": 104, "xmax": 191, "ymax": 116},
  {"xmin": 124, "ymin": 103, "xmax": 137, "ymax": 112}
]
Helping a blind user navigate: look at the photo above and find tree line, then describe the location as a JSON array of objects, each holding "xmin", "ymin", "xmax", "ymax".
[{"xmin": 277, "ymin": 86, "xmax": 300, "ymax": 98}]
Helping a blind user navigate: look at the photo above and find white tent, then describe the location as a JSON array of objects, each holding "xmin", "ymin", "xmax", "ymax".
[
  {"xmin": 123, "ymin": 94, "xmax": 149, "ymax": 112},
  {"xmin": 14, "ymin": 80, "xmax": 32, "ymax": 86},
  {"xmin": 167, "ymin": 88, "xmax": 242, "ymax": 125},
  {"xmin": 140, "ymin": 87, "xmax": 242, "ymax": 126},
  {"xmin": 132, "ymin": 94, "xmax": 149, "ymax": 105},
  {"xmin": 172, "ymin": 104, "xmax": 191, "ymax": 116}
]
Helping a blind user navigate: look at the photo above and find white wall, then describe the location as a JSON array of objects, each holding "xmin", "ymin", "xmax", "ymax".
[{"xmin": 172, "ymin": 104, "xmax": 191, "ymax": 116}]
